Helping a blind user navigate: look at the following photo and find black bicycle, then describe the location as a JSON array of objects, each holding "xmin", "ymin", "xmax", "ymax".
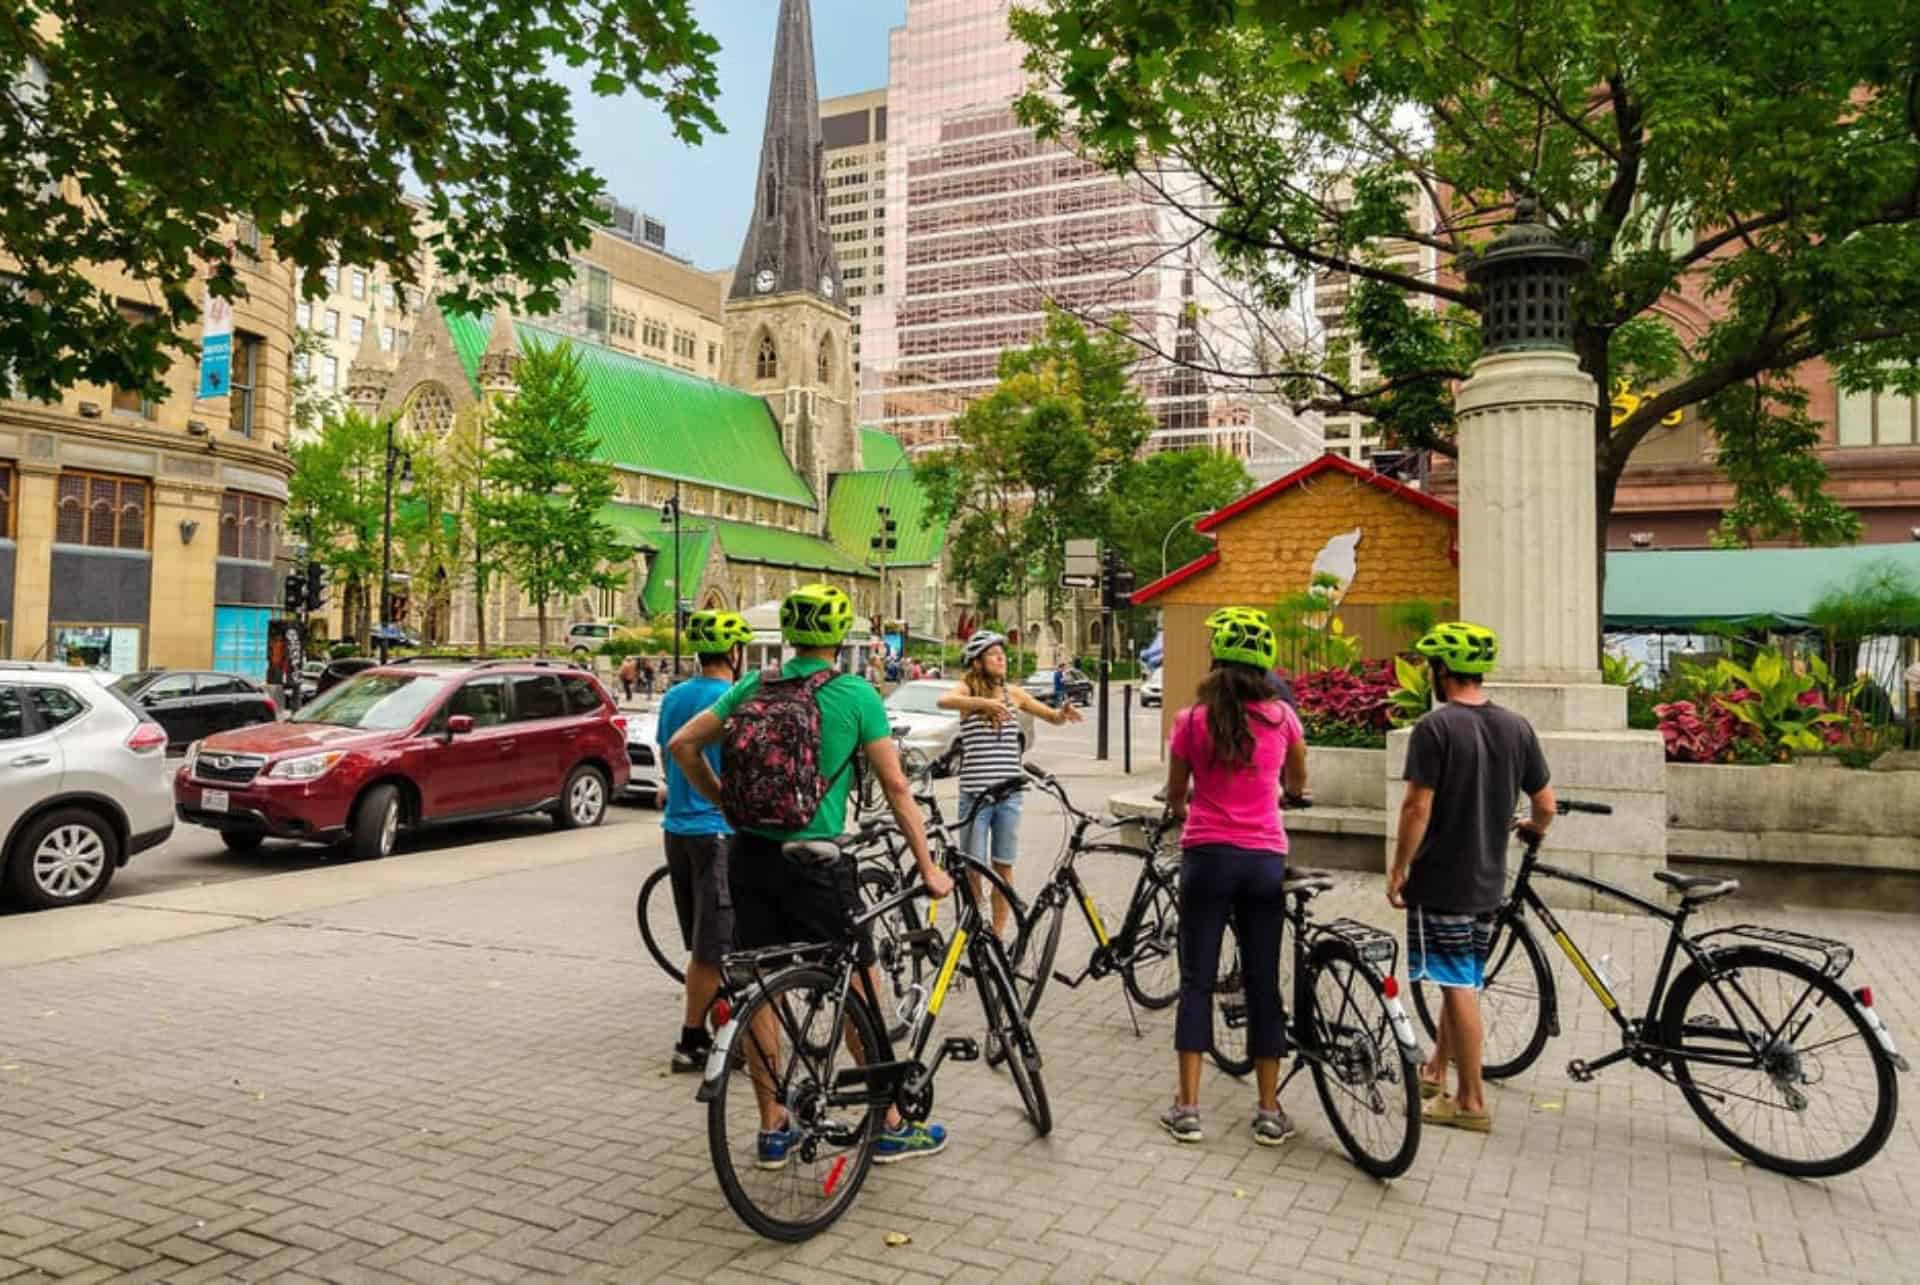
[
  {"xmin": 1011, "ymin": 764, "xmax": 1181, "ymax": 1031},
  {"xmin": 1410, "ymin": 799, "xmax": 1909, "ymax": 1178},
  {"xmin": 695, "ymin": 775, "xmax": 1048, "ymax": 1242},
  {"xmin": 1205, "ymin": 864, "xmax": 1424, "ymax": 1178}
]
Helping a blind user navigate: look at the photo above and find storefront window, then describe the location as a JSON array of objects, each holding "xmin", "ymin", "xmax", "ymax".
[
  {"xmin": 219, "ymin": 492, "xmax": 281, "ymax": 561},
  {"xmin": 0, "ymin": 462, "xmax": 12, "ymax": 537},
  {"xmin": 51, "ymin": 625, "xmax": 142, "ymax": 674}
]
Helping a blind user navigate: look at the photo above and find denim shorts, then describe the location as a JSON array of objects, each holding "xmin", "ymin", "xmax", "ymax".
[{"xmin": 959, "ymin": 788, "xmax": 1024, "ymax": 867}]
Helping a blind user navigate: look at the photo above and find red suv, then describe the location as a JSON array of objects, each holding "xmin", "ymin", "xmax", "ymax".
[{"xmin": 174, "ymin": 660, "xmax": 630, "ymax": 859}]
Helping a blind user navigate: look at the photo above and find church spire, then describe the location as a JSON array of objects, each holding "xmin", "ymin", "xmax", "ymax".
[{"xmin": 728, "ymin": 0, "xmax": 842, "ymax": 308}]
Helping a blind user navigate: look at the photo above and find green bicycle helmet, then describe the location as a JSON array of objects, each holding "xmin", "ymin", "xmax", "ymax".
[
  {"xmin": 1208, "ymin": 606, "xmax": 1279, "ymax": 671},
  {"xmin": 1414, "ymin": 620, "xmax": 1499, "ymax": 675},
  {"xmin": 685, "ymin": 609, "xmax": 753, "ymax": 655},
  {"xmin": 780, "ymin": 582, "xmax": 854, "ymax": 647}
]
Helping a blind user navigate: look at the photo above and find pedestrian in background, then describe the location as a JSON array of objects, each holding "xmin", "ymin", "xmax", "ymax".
[
  {"xmin": 618, "ymin": 654, "xmax": 638, "ymax": 701},
  {"xmin": 1160, "ymin": 607, "xmax": 1307, "ymax": 1146}
]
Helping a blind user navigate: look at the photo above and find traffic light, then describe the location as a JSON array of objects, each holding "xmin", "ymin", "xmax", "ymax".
[
  {"xmin": 1100, "ymin": 549, "xmax": 1135, "ymax": 609},
  {"xmin": 283, "ymin": 572, "xmax": 304, "ymax": 615},
  {"xmin": 304, "ymin": 562, "xmax": 328, "ymax": 612},
  {"xmin": 869, "ymin": 505, "xmax": 899, "ymax": 559}
]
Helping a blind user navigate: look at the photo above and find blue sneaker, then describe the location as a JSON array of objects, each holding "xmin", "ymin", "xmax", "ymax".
[
  {"xmin": 874, "ymin": 1120, "xmax": 948, "ymax": 1165},
  {"xmin": 756, "ymin": 1123, "xmax": 798, "ymax": 1171}
]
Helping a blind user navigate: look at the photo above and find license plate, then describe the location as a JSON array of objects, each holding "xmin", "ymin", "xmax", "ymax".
[{"xmin": 201, "ymin": 789, "xmax": 229, "ymax": 814}]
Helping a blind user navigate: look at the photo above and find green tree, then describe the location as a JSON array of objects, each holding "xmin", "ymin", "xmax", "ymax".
[
  {"xmin": 289, "ymin": 328, "xmax": 342, "ymax": 438},
  {"xmin": 0, "ymin": 1, "xmax": 721, "ymax": 403},
  {"xmin": 1013, "ymin": 0, "xmax": 1920, "ymax": 594},
  {"xmin": 288, "ymin": 410, "xmax": 387, "ymax": 647},
  {"xmin": 394, "ymin": 406, "xmax": 494, "ymax": 646},
  {"xmin": 483, "ymin": 341, "xmax": 624, "ymax": 650},
  {"xmin": 1104, "ymin": 448, "xmax": 1252, "ymax": 584},
  {"xmin": 914, "ymin": 308, "xmax": 1156, "ymax": 628}
]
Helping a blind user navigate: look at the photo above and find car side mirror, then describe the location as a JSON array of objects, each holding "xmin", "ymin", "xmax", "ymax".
[{"xmin": 446, "ymin": 715, "xmax": 474, "ymax": 737}]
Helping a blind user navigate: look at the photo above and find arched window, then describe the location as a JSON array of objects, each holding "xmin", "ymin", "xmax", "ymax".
[
  {"xmin": 763, "ymin": 165, "xmax": 777, "ymax": 221},
  {"xmin": 404, "ymin": 381, "xmax": 454, "ymax": 436},
  {"xmin": 756, "ymin": 333, "xmax": 778, "ymax": 380},
  {"xmin": 816, "ymin": 334, "xmax": 833, "ymax": 384}
]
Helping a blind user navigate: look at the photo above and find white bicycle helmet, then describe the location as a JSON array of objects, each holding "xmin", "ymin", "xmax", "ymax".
[{"xmin": 962, "ymin": 629, "xmax": 1008, "ymax": 665}]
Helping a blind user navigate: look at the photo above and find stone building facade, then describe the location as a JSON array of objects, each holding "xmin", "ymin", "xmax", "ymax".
[{"xmin": 2, "ymin": 224, "xmax": 297, "ymax": 674}]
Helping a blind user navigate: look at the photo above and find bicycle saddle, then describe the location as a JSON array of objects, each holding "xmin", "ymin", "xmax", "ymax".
[
  {"xmin": 1283, "ymin": 870, "xmax": 1336, "ymax": 896},
  {"xmin": 1654, "ymin": 870, "xmax": 1740, "ymax": 901},
  {"xmin": 783, "ymin": 840, "xmax": 845, "ymax": 867}
]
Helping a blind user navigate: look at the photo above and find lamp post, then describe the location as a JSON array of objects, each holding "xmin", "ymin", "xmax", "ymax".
[
  {"xmin": 660, "ymin": 480, "xmax": 683, "ymax": 678},
  {"xmin": 1160, "ymin": 509, "xmax": 1213, "ymax": 579},
  {"xmin": 377, "ymin": 419, "xmax": 411, "ymax": 663}
]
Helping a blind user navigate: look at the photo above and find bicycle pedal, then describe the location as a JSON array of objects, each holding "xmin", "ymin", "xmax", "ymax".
[
  {"xmin": 942, "ymin": 1036, "xmax": 981, "ymax": 1064},
  {"xmin": 1567, "ymin": 1059, "xmax": 1594, "ymax": 1083}
]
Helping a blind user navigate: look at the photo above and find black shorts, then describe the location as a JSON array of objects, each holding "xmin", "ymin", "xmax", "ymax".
[
  {"xmin": 728, "ymin": 831, "xmax": 873, "ymax": 966},
  {"xmin": 664, "ymin": 832, "xmax": 733, "ymax": 966}
]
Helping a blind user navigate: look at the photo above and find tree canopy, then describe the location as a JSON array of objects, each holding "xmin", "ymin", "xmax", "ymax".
[
  {"xmin": 1013, "ymin": 0, "xmax": 1920, "ymax": 549},
  {"xmin": 0, "ymin": 1, "xmax": 720, "ymax": 403},
  {"xmin": 914, "ymin": 308, "xmax": 1157, "ymax": 617},
  {"xmin": 482, "ymin": 340, "xmax": 625, "ymax": 648}
]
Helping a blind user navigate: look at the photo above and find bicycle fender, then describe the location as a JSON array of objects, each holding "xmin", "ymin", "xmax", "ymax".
[
  {"xmin": 1855, "ymin": 993, "xmax": 1912, "ymax": 1073},
  {"xmin": 1383, "ymin": 989, "xmax": 1421, "ymax": 1056},
  {"xmin": 694, "ymin": 1017, "xmax": 740, "ymax": 1104},
  {"xmin": 1308, "ymin": 938, "xmax": 1422, "ymax": 1058}
]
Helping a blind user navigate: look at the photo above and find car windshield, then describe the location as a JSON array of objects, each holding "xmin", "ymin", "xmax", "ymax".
[
  {"xmin": 291, "ymin": 673, "xmax": 448, "ymax": 730},
  {"xmin": 885, "ymin": 684, "xmax": 950, "ymax": 715},
  {"xmin": 109, "ymin": 671, "xmax": 156, "ymax": 696}
]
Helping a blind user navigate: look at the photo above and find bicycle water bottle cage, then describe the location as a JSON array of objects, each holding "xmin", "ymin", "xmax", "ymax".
[{"xmin": 1693, "ymin": 924, "xmax": 1854, "ymax": 980}]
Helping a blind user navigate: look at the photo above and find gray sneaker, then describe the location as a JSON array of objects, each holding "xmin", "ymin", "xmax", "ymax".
[
  {"xmin": 1160, "ymin": 1103, "xmax": 1203, "ymax": 1143},
  {"xmin": 1252, "ymin": 1108, "xmax": 1296, "ymax": 1147}
]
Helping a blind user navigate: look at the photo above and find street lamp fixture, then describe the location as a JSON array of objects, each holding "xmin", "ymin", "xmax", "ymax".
[{"xmin": 1160, "ymin": 509, "xmax": 1215, "ymax": 579}]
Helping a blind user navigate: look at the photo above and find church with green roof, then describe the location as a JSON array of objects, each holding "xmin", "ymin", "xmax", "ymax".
[{"xmin": 341, "ymin": 0, "xmax": 940, "ymax": 647}]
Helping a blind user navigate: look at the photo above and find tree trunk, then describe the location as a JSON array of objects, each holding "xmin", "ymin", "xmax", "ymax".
[
  {"xmin": 1595, "ymin": 455, "xmax": 1622, "ymax": 670},
  {"xmin": 474, "ymin": 558, "xmax": 489, "ymax": 657},
  {"xmin": 536, "ymin": 590, "xmax": 548, "ymax": 655}
]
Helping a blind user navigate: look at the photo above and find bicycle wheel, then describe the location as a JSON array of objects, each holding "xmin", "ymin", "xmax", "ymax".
[
  {"xmin": 1411, "ymin": 911, "xmax": 1552, "ymax": 1079},
  {"xmin": 1121, "ymin": 865, "xmax": 1181, "ymax": 1010},
  {"xmin": 1014, "ymin": 884, "xmax": 1068, "ymax": 1019},
  {"xmin": 636, "ymin": 866, "xmax": 688, "ymax": 985},
  {"xmin": 1662, "ymin": 945, "xmax": 1898, "ymax": 1178},
  {"xmin": 975, "ymin": 934, "xmax": 1052, "ymax": 1135},
  {"xmin": 1209, "ymin": 919, "xmax": 1254, "ymax": 1077},
  {"xmin": 858, "ymin": 865, "xmax": 927, "ymax": 1042},
  {"xmin": 1305, "ymin": 943, "xmax": 1420, "ymax": 1179},
  {"xmin": 707, "ymin": 967, "xmax": 885, "ymax": 1242}
]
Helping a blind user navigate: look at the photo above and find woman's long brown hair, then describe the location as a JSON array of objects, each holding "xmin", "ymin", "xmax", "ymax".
[
  {"xmin": 963, "ymin": 658, "xmax": 1004, "ymax": 702},
  {"xmin": 1197, "ymin": 661, "xmax": 1279, "ymax": 767}
]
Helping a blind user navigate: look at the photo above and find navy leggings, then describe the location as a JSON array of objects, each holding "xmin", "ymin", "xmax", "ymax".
[{"xmin": 1175, "ymin": 844, "xmax": 1289, "ymax": 1059}]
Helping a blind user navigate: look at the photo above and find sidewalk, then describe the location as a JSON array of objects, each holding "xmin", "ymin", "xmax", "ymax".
[{"xmin": 1, "ymin": 797, "xmax": 1916, "ymax": 1281}]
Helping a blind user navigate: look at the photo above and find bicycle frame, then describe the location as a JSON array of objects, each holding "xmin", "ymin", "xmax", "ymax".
[
  {"xmin": 1506, "ymin": 846, "xmax": 1851, "ymax": 1077},
  {"xmin": 1026, "ymin": 776, "xmax": 1172, "ymax": 984}
]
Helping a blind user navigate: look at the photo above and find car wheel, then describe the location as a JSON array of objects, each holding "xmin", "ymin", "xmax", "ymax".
[
  {"xmin": 6, "ymin": 807, "xmax": 119, "ymax": 910},
  {"xmin": 556, "ymin": 765, "xmax": 609, "ymax": 829},
  {"xmin": 350, "ymin": 784, "xmax": 402, "ymax": 860},
  {"xmin": 220, "ymin": 831, "xmax": 265, "ymax": 854}
]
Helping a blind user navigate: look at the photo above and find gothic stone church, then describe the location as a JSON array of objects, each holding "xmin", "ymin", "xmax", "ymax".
[{"xmin": 342, "ymin": 0, "xmax": 934, "ymax": 647}]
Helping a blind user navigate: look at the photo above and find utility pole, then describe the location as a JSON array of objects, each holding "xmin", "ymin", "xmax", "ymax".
[{"xmin": 1095, "ymin": 547, "xmax": 1136, "ymax": 762}]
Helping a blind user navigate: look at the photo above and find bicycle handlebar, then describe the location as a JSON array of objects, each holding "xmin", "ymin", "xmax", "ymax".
[{"xmin": 1557, "ymin": 800, "xmax": 1613, "ymax": 816}]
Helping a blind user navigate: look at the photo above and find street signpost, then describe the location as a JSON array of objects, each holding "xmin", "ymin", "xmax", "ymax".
[{"xmin": 1059, "ymin": 572, "xmax": 1098, "ymax": 590}]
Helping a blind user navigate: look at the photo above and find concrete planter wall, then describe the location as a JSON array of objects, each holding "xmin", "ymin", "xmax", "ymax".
[
  {"xmin": 1667, "ymin": 761, "xmax": 1920, "ymax": 871},
  {"xmin": 1304, "ymin": 745, "xmax": 1388, "ymax": 811}
]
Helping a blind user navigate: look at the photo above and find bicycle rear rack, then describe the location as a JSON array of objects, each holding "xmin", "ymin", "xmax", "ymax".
[
  {"xmin": 1318, "ymin": 918, "xmax": 1401, "ymax": 972},
  {"xmin": 1693, "ymin": 923, "xmax": 1854, "ymax": 979},
  {"xmin": 720, "ymin": 942, "xmax": 836, "ymax": 989}
]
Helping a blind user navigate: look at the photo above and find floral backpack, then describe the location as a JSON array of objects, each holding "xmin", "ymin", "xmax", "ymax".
[{"xmin": 720, "ymin": 668, "xmax": 857, "ymax": 833}]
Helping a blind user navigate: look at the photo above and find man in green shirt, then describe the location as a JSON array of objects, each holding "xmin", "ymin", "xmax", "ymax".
[{"xmin": 669, "ymin": 583, "xmax": 952, "ymax": 1169}]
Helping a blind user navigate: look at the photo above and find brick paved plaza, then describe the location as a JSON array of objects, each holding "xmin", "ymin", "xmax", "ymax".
[{"xmin": 2, "ymin": 778, "xmax": 1917, "ymax": 1283}]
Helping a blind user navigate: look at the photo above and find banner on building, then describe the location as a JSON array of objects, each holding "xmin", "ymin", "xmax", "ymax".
[{"xmin": 197, "ymin": 288, "xmax": 233, "ymax": 399}]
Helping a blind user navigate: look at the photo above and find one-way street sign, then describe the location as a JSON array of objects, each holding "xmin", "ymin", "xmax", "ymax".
[{"xmin": 1059, "ymin": 572, "xmax": 1098, "ymax": 589}]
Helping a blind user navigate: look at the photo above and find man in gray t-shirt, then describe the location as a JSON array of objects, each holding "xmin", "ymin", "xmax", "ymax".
[{"xmin": 1389, "ymin": 621, "xmax": 1555, "ymax": 1135}]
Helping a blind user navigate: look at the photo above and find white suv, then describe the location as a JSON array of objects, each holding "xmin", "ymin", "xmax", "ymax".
[
  {"xmin": 566, "ymin": 621, "xmax": 616, "ymax": 656},
  {"xmin": 0, "ymin": 664, "xmax": 173, "ymax": 909}
]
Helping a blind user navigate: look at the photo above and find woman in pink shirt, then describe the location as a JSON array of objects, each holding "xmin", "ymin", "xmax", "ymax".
[{"xmin": 1160, "ymin": 608, "xmax": 1308, "ymax": 1146}]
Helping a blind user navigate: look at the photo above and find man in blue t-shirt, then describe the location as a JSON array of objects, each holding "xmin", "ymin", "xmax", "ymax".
[{"xmin": 655, "ymin": 610, "xmax": 754, "ymax": 1072}]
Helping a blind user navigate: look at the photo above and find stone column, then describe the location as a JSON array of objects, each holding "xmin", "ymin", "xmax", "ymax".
[
  {"xmin": 9, "ymin": 463, "xmax": 56, "ymax": 660},
  {"xmin": 1385, "ymin": 209, "xmax": 1668, "ymax": 911}
]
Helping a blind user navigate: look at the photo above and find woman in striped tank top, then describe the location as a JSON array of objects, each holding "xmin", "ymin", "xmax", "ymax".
[{"xmin": 938, "ymin": 630, "xmax": 1082, "ymax": 936}]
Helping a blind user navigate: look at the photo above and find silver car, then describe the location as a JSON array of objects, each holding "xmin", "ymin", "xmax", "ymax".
[
  {"xmin": 623, "ymin": 707, "xmax": 666, "ymax": 806},
  {"xmin": 0, "ymin": 664, "xmax": 174, "ymax": 909}
]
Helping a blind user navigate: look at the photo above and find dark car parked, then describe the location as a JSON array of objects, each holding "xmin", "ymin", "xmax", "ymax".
[
  {"xmin": 306, "ymin": 658, "xmax": 380, "ymax": 701},
  {"xmin": 110, "ymin": 670, "xmax": 278, "ymax": 753}
]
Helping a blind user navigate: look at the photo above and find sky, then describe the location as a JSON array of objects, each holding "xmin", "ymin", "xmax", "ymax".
[{"xmin": 559, "ymin": 0, "xmax": 905, "ymax": 273}]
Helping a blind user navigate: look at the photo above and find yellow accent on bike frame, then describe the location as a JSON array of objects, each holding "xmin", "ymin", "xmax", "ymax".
[
  {"xmin": 928, "ymin": 930, "xmax": 969, "ymax": 1016},
  {"xmin": 1083, "ymin": 893, "xmax": 1110, "ymax": 947},
  {"xmin": 1552, "ymin": 930, "xmax": 1619, "ymax": 1011}
]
